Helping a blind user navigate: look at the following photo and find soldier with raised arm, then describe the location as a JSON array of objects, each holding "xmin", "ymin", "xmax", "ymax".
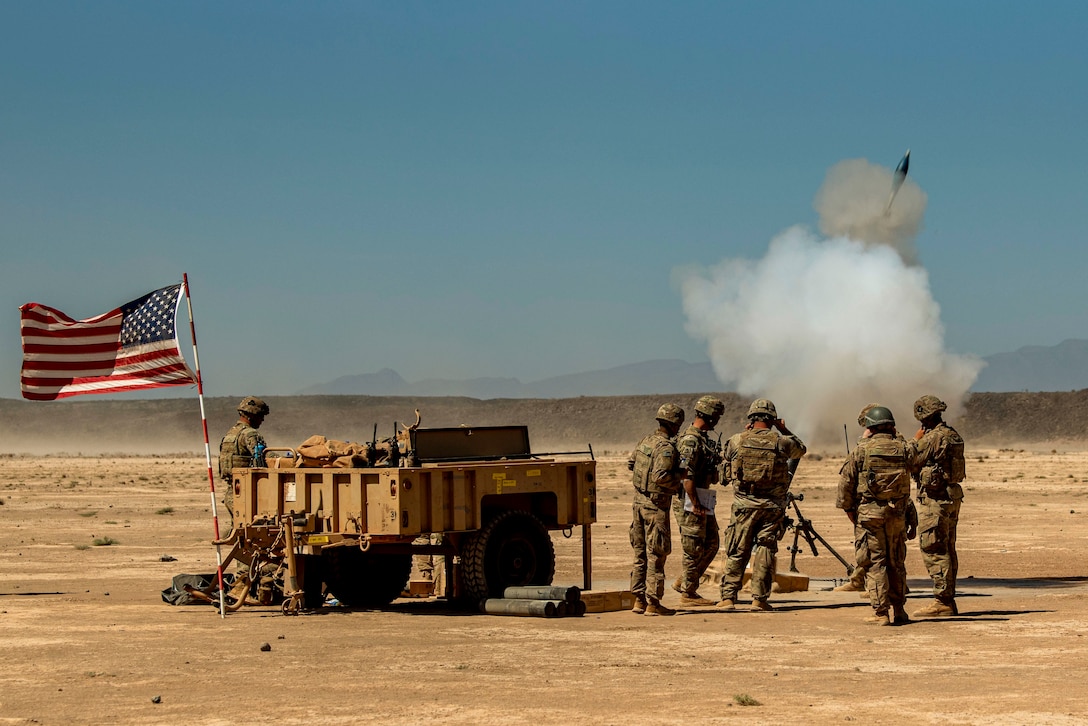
[
  {"xmin": 910, "ymin": 395, "xmax": 967, "ymax": 618},
  {"xmin": 717, "ymin": 399, "xmax": 806, "ymax": 612},
  {"xmin": 672, "ymin": 395, "xmax": 725, "ymax": 607}
]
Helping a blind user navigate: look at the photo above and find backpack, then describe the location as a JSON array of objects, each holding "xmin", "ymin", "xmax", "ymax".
[
  {"xmin": 631, "ymin": 433, "xmax": 677, "ymax": 496},
  {"xmin": 735, "ymin": 429, "xmax": 786, "ymax": 487},
  {"xmin": 943, "ymin": 426, "xmax": 966, "ymax": 483},
  {"xmin": 860, "ymin": 437, "xmax": 911, "ymax": 502}
]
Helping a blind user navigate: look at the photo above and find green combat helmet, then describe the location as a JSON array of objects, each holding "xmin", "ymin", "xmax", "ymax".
[
  {"xmin": 857, "ymin": 403, "xmax": 880, "ymax": 427},
  {"xmin": 862, "ymin": 405, "xmax": 895, "ymax": 428},
  {"xmin": 913, "ymin": 395, "xmax": 947, "ymax": 421},
  {"xmin": 695, "ymin": 395, "xmax": 725, "ymax": 418},
  {"xmin": 238, "ymin": 396, "xmax": 270, "ymax": 417},
  {"xmin": 747, "ymin": 398, "xmax": 777, "ymax": 420},
  {"xmin": 656, "ymin": 403, "xmax": 685, "ymax": 428}
]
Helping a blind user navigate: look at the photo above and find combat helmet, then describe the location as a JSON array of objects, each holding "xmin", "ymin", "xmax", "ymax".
[
  {"xmin": 238, "ymin": 396, "xmax": 270, "ymax": 417},
  {"xmin": 857, "ymin": 403, "xmax": 880, "ymax": 427},
  {"xmin": 656, "ymin": 403, "xmax": 685, "ymax": 428},
  {"xmin": 694, "ymin": 395, "xmax": 725, "ymax": 418},
  {"xmin": 913, "ymin": 395, "xmax": 947, "ymax": 421},
  {"xmin": 746, "ymin": 398, "xmax": 777, "ymax": 420},
  {"xmin": 862, "ymin": 405, "xmax": 895, "ymax": 428}
]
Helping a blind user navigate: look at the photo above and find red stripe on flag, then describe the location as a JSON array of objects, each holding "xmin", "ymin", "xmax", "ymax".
[{"xmin": 18, "ymin": 286, "xmax": 196, "ymax": 401}]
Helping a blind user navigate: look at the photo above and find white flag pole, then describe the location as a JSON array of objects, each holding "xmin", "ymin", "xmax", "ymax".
[{"xmin": 182, "ymin": 273, "xmax": 227, "ymax": 618}]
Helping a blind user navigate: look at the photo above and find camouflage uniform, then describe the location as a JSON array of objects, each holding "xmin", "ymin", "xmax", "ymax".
[
  {"xmin": 837, "ymin": 430, "xmax": 917, "ymax": 623},
  {"xmin": 911, "ymin": 396, "xmax": 966, "ymax": 614},
  {"xmin": 628, "ymin": 422, "xmax": 683, "ymax": 609},
  {"xmin": 218, "ymin": 397, "xmax": 269, "ymax": 533},
  {"xmin": 719, "ymin": 407, "xmax": 806, "ymax": 607},
  {"xmin": 672, "ymin": 422, "xmax": 721, "ymax": 598}
]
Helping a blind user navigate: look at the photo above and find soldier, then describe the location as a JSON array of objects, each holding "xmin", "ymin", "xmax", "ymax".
[
  {"xmin": 717, "ymin": 399, "xmax": 806, "ymax": 612},
  {"xmin": 910, "ymin": 395, "xmax": 966, "ymax": 618},
  {"xmin": 672, "ymin": 395, "xmax": 725, "ymax": 607},
  {"xmin": 218, "ymin": 396, "xmax": 270, "ymax": 533},
  {"xmin": 833, "ymin": 403, "xmax": 881, "ymax": 594},
  {"xmin": 628, "ymin": 403, "xmax": 685, "ymax": 616},
  {"xmin": 837, "ymin": 405, "xmax": 917, "ymax": 626},
  {"xmin": 834, "ymin": 404, "xmax": 918, "ymax": 596}
]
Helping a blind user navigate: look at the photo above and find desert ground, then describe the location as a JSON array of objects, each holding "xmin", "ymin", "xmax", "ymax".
[{"xmin": 1, "ymin": 447, "xmax": 1086, "ymax": 725}]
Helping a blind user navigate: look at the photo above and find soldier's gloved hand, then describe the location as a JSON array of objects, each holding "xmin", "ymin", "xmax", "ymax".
[{"xmin": 906, "ymin": 523, "xmax": 917, "ymax": 540}]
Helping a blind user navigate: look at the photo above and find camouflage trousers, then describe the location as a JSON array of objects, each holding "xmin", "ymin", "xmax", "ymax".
[
  {"xmin": 854, "ymin": 500, "xmax": 908, "ymax": 614},
  {"xmin": 720, "ymin": 504, "xmax": 783, "ymax": 603},
  {"xmin": 672, "ymin": 499, "xmax": 719, "ymax": 596},
  {"xmin": 221, "ymin": 482, "xmax": 235, "ymax": 535},
  {"xmin": 412, "ymin": 534, "xmax": 446, "ymax": 598},
  {"xmin": 917, "ymin": 496, "xmax": 961, "ymax": 603},
  {"xmin": 630, "ymin": 493, "xmax": 673, "ymax": 605}
]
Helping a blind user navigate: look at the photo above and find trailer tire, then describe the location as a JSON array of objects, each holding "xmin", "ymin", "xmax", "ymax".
[
  {"xmin": 460, "ymin": 510, "xmax": 555, "ymax": 602},
  {"xmin": 299, "ymin": 554, "xmax": 325, "ymax": 609},
  {"xmin": 322, "ymin": 548, "xmax": 412, "ymax": 609}
]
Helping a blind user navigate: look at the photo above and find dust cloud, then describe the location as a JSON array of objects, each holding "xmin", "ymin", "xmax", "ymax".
[{"xmin": 677, "ymin": 157, "xmax": 983, "ymax": 445}]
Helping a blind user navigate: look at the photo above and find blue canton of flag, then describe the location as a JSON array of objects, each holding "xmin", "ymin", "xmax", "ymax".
[{"xmin": 121, "ymin": 285, "xmax": 183, "ymax": 347}]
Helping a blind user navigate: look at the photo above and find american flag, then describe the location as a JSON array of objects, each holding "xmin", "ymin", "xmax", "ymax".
[{"xmin": 20, "ymin": 284, "xmax": 197, "ymax": 401}]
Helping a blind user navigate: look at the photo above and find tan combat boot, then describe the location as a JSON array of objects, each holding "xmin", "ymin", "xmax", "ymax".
[
  {"xmin": 679, "ymin": 592, "xmax": 716, "ymax": 607},
  {"xmin": 716, "ymin": 599, "xmax": 736, "ymax": 611},
  {"xmin": 865, "ymin": 611, "xmax": 891, "ymax": 626},
  {"xmin": 644, "ymin": 602, "xmax": 676, "ymax": 616},
  {"xmin": 833, "ymin": 580, "xmax": 864, "ymax": 592},
  {"xmin": 672, "ymin": 577, "xmax": 684, "ymax": 595},
  {"xmin": 750, "ymin": 599, "xmax": 774, "ymax": 612},
  {"xmin": 631, "ymin": 596, "xmax": 647, "ymax": 614},
  {"xmin": 912, "ymin": 599, "xmax": 955, "ymax": 618}
]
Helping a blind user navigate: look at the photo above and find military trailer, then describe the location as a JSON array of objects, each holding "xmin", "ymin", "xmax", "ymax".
[{"xmin": 217, "ymin": 424, "xmax": 596, "ymax": 614}]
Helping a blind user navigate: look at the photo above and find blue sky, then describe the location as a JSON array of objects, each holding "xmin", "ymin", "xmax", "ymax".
[{"xmin": 2, "ymin": 2, "xmax": 1085, "ymax": 399}]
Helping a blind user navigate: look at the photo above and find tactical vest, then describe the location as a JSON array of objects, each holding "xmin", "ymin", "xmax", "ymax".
[
  {"xmin": 219, "ymin": 423, "xmax": 257, "ymax": 481},
  {"xmin": 859, "ymin": 437, "xmax": 911, "ymax": 502},
  {"xmin": 631, "ymin": 434, "xmax": 678, "ymax": 497},
  {"xmin": 734, "ymin": 429, "xmax": 791, "ymax": 493},
  {"xmin": 918, "ymin": 424, "xmax": 966, "ymax": 499},
  {"xmin": 678, "ymin": 429, "xmax": 719, "ymax": 487},
  {"xmin": 941, "ymin": 425, "xmax": 966, "ymax": 483}
]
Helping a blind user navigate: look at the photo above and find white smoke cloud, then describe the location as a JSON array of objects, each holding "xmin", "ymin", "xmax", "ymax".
[
  {"xmin": 677, "ymin": 158, "xmax": 983, "ymax": 445},
  {"xmin": 814, "ymin": 158, "xmax": 927, "ymax": 265}
]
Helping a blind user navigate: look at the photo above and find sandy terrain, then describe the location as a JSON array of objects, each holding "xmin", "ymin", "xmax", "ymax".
[{"xmin": 1, "ymin": 447, "xmax": 1086, "ymax": 725}]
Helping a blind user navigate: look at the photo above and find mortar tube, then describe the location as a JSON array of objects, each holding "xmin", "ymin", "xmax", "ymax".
[
  {"xmin": 502, "ymin": 585, "xmax": 581, "ymax": 603},
  {"xmin": 479, "ymin": 598, "xmax": 560, "ymax": 617}
]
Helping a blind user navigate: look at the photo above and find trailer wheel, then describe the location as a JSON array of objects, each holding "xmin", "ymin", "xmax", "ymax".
[
  {"xmin": 322, "ymin": 548, "xmax": 412, "ymax": 609},
  {"xmin": 460, "ymin": 511, "xmax": 555, "ymax": 601},
  {"xmin": 298, "ymin": 554, "xmax": 325, "ymax": 609}
]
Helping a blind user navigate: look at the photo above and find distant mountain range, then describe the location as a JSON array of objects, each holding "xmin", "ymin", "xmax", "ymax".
[
  {"xmin": 296, "ymin": 340, "xmax": 1088, "ymax": 398},
  {"xmin": 971, "ymin": 338, "xmax": 1088, "ymax": 393},
  {"xmin": 297, "ymin": 359, "xmax": 723, "ymax": 398}
]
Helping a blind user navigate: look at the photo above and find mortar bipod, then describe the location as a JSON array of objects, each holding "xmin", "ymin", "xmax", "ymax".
[{"xmin": 784, "ymin": 491, "xmax": 854, "ymax": 577}]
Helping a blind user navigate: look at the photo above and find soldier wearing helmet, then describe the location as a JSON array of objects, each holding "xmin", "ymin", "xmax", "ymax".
[
  {"xmin": 218, "ymin": 396, "xmax": 270, "ymax": 532},
  {"xmin": 909, "ymin": 395, "xmax": 967, "ymax": 618},
  {"xmin": 717, "ymin": 398, "xmax": 806, "ymax": 612},
  {"xmin": 671, "ymin": 395, "xmax": 726, "ymax": 607},
  {"xmin": 626, "ymin": 403, "xmax": 685, "ymax": 616},
  {"xmin": 837, "ymin": 404, "xmax": 921, "ymax": 626},
  {"xmin": 833, "ymin": 404, "xmax": 919, "ymax": 596}
]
